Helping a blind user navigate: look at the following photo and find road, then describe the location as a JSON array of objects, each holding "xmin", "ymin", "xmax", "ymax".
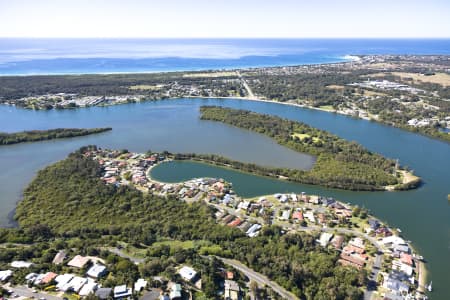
[
  {"xmin": 2, "ymin": 284, "xmax": 62, "ymax": 300},
  {"xmin": 214, "ymin": 257, "xmax": 298, "ymax": 300},
  {"xmin": 237, "ymin": 71, "xmax": 256, "ymax": 99},
  {"xmin": 107, "ymin": 247, "xmax": 145, "ymax": 264}
]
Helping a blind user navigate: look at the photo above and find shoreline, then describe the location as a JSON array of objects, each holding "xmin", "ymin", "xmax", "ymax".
[{"xmin": 0, "ymin": 56, "xmax": 353, "ymax": 77}]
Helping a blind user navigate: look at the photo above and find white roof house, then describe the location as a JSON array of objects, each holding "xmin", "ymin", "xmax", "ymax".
[
  {"xmin": 55, "ymin": 274, "xmax": 74, "ymax": 291},
  {"xmin": 0, "ymin": 270, "xmax": 13, "ymax": 281},
  {"xmin": 114, "ymin": 285, "xmax": 132, "ymax": 299},
  {"xmin": 68, "ymin": 276, "xmax": 88, "ymax": 293},
  {"xmin": 79, "ymin": 279, "xmax": 98, "ymax": 296},
  {"xmin": 87, "ymin": 264, "xmax": 107, "ymax": 278},
  {"xmin": 169, "ymin": 283, "xmax": 182, "ymax": 299},
  {"xmin": 280, "ymin": 210, "xmax": 290, "ymax": 221},
  {"xmin": 179, "ymin": 266, "xmax": 197, "ymax": 281},
  {"xmin": 25, "ymin": 273, "xmax": 38, "ymax": 282},
  {"xmin": 318, "ymin": 232, "xmax": 334, "ymax": 247},
  {"xmin": 382, "ymin": 236, "xmax": 406, "ymax": 246},
  {"xmin": 134, "ymin": 278, "xmax": 148, "ymax": 292},
  {"xmin": 11, "ymin": 261, "xmax": 33, "ymax": 268}
]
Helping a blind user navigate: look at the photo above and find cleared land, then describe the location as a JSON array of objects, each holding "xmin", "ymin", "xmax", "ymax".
[
  {"xmin": 129, "ymin": 84, "xmax": 163, "ymax": 90},
  {"xmin": 182, "ymin": 71, "xmax": 237, "ymax": 78},
  {"xmin": 372, "ymin": 72, "xmax": 450, "ymax": 87}
]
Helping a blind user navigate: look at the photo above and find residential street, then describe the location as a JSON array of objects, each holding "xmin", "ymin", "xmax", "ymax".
[
  {"xmin": 214, "ymin": 257, "xmax": 299, "ymax": 300},
  {"xmin": 2, "ymin": 284, "xmax": 62, "ymax": 300}
]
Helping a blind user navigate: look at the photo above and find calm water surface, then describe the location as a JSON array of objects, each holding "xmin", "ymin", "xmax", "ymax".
[{"xmin": 0, "ymin": 98, "xmax": 449, "ymax": 299}]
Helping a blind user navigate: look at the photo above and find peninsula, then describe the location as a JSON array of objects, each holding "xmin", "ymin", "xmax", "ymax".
[
  {"xmin": 198, "ymin": 106, "xmax": 420, "ymax": 191},
  {"xmin": 0, "ymin": 128, "xmax": 112, "ymax": 145},
  {"xmin": 0, "ymin": 146, "xmax": 427, "ymax": 300}
]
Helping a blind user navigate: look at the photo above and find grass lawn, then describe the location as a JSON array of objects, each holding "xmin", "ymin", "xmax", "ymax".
[
  {"xmin": 291, "ymin": 133, "xmax": 323, "ymax": 143},
  {"xmin": 129, "ymin": 84, "xmax": 162, "ymax": 90},
  {"xmin": 318, "ymin": 105, "xmax": 335, "ymax": 111},
  {"xmin": 152, "ymin": 239, "xmax": 212, "ymax": 250}
]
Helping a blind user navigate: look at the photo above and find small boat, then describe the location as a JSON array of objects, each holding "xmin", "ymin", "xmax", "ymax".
[{"xmin": 427, "ymin": 281, "xmax": 432, "ymax": 292}]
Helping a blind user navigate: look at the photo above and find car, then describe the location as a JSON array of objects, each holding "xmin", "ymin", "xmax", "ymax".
[
  {"xmin": 32, "ymin": 289, "xmax": 38, "ymax": 293},
  {"xmin": 39, "ymin": 297, "xmax": 46, "ymax": 300},
  {"xmin": 13, "ymin": 294, "xmax": 19, "ymax": 298}
]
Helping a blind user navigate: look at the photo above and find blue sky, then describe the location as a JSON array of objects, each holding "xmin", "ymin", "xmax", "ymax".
[{"xmin": 0, "ymin": 0, "xmax": 449, "ymax": 38}]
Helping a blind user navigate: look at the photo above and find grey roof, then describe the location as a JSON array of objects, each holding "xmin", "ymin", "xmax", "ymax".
[{"xmin": 96, "ymin": 287, "xmax": 112, "ymax": 299}]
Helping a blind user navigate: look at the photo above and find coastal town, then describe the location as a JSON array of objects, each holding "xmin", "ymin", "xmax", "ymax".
[
  {"xmin": 1, "ymin": 55, "xmax": 448, "ymax": 141},
  {"xmin": 2, "ymin": 148, "xmax": 425, "ymax": 300}
]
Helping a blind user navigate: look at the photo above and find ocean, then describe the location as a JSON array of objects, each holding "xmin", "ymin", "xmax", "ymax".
[{"xmin": 0, "ymin": 38, "xmax": 449, "ymax": 75}]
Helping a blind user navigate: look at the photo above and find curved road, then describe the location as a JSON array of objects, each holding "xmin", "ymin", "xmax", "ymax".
[{"xmin": 213, "ymin": 256, "xmax": 298, "ymax": 300}]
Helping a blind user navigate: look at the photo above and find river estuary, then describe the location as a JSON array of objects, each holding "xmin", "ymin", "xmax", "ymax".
[{"xmin": 0, "ymin": 98, "xmax": 449, "ymax": 299}]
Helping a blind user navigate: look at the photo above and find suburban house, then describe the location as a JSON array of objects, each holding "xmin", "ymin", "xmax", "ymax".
[
  {"xmin": 95, "ymin": 287, "xmax": 113, "ymax": 300},
  {"xmin": 224, "ymin": 280, "xmax": 240, "ymax": 300},
  {"xmin": 178, "ymin": 266, "xmax": 197, "ymax": 282},
  {"xmin": 52, "ymin": 250, "xmax": 67, "ymax": 265},
  {"xmin": 113, "ymin": 285, "xmax": 132, "ymax": 299},
  {"xmin": 134, "ymin": 278, "xmax": 148, "ymax": 292},
  {"xmin": 67, "ymin": 255, "xmax": 90, "ymax": 269},
  {"xmin": 0, "ymin": 270, "xmax": 12, "ymax": 282},
  {"xmin": 11, "ymin": 261, "xmax": 33, "ymax": 268},
  {"xmin": 169, "ymin": 283, "xmax": 182, "ymax": 299},
  {"xmin": 87, "ymin": 264, "xmax": 108, "ymax": 278}
]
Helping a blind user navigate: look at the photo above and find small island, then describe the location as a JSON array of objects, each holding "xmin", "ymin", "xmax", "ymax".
[
  {"xmin": 0, "ymin": 127, "xmax": 112, "ymax": 145},
  {"xmin": 199, "ymin": 106, "xmax": 420, "ymax": 191}
]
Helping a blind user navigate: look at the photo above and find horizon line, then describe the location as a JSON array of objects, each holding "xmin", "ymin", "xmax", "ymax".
[{"xmin": 1, "ymin": 36, "xmax": 450, "ymax": 39}]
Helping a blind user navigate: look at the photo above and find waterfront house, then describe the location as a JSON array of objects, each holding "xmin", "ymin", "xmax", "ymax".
[
  {"xmin": 400, "ymin": 253, "xmax": 413, "ymax": 266},
  {"xmin": 383, "ymin": 275, "xmax": 409, "ymax": 294},
  {"xmin": 368, "ymin": 219, "xmax": 380, "ymax": 230}
]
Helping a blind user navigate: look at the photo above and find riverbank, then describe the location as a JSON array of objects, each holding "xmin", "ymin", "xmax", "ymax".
[{"xmin": 186, "ymin": 95, "xmax": 450, "ymax": 143}]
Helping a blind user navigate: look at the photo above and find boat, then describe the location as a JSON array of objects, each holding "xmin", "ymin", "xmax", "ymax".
[{"xmin": 427, "ymin": 281, "xmax": 432, "ymax": 292}]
